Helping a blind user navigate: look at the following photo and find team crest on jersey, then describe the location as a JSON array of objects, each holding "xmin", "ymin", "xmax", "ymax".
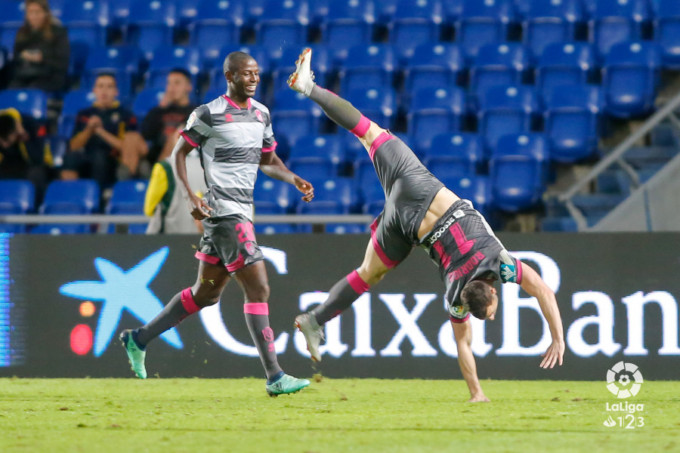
[
  {"xmin": 186, "ymin": 111, "xmax": 197, "ymax": 128},
  {"xmin": 499, "ymin": 250, "xmax": 518, "ymax": 283},
  {"xmin": 225, "ymin": 113, "xmax": 233, "ymax": 122},
  {"xmin": 255, "ymin": 110, "xmax": 263, "ymax": 122},
  {"xmin": 451, "ymin": 304, "xmax": 466, "ymax": 317}
]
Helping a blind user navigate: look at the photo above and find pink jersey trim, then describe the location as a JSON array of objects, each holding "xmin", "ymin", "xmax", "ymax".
[
  {"xmin": 350, "ymin": 115, "xmax": 371, "ymax": 137},
  {"xmin": 450, "ymin": 313, "xmax": 470, "ymax": 324},
  {"xmin": 222, "ymin": 94, "xmax": 243, "ymax": 110},
  {"xmin": 369, "ymin": 132, "xmax": 395, "ymax": 161},
  {"xmin": 369, "ymin": 218, "xmax": 400, "ymax": 269},
  {"xmin": 347, "ymin": 270, "xmax": 370, "ymax": 295},
  {"xmin": 180, "ymin": 131, "xmax": 199, "ymax": 148},
  {"xmin": 262, "ymin": 141, "xmax": 278, "ymax": 153},
  {"xmin": 244, "ymin": 302, "xmax": 269, "ymax": 315},
  {"xmin": 516, "ymin": 259, "xmax": 523, "ymax": 284},
  {"xmin": 432, "ymin": 241, "xmax": 451, "ymax": 269},
  {"xmin": 181, "ymin": 287, "xmax": 201, "ymax": 314},
  {"xmin": 226, "ymin": 253, "xmax": 246, "ymax": 273},
  {"xmin": 194, "ymin": 251, "xmax": 221, "ymax": 265}
]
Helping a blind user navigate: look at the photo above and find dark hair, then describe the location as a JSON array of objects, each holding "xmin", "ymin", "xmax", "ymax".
[
  {"xmin": 168, "ymin": 68, "xmax": 192, "ymax": 82},
  {"xmin": 94, "ymin": 72, "xmax": 118, "ymax": 85},
  {"xmin": 0, "ymin": 114, "xmax": 17, "ymax": 141},
  {"xmin": 17, "ymin": 0, "xmax": 55, "ymax": 42},
  {"xmin": 461, "ymin": 280, "xmax": 493, "ymax": 320},
  {"xmin": 223, "ymin": 51, "xmax": 254, "ymax": 75}
]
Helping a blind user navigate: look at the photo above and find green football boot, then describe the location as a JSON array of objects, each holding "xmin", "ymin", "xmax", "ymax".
[
  {"xmin": 265, "ymin": 373, "xmax": 310, "ymax": 397},
  {"xmin": 120, "ymin": 329, "xmax": 147, "ymax": 379}
]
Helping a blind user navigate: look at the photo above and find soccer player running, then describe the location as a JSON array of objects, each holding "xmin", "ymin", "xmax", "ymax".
[
  {"xmin": 289, "ymin": 49, "xmax": 565, "ymax": 402},
  {"xmin": 120, "ymin": 52, "xmax": 315, "ymax": 396}
]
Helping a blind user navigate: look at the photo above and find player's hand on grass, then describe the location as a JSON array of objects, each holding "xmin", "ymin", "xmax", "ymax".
[
  {"xmin": 189, "ymin": 194, "xmax": 212, "ymax": 220},
  {"xmin": 468, "ymin": 393, "xmax": 490, "ymax": 403},
  {"xmin": 540, "ymin": 339, "xmax": 565, "ymax": 369},
  {"xmin": 294, "ymin": 176, "xmax": 314, "ymax": 202}
]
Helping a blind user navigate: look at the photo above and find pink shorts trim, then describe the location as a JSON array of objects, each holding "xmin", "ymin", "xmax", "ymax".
[
  {"xmin": 262, "ymin": 141, "xmax": 277, "ymax": 153},
  {"xmin": 180, "ymin": 131, "xmax": 199, "ymax": 148},
  {"xmin": 369, "ymin": 218, "xmax": 400, "ymax": 269},
  {"xmin": 350, "ymin": 115, "xmax": 371, "ymax": 137},
  {"xmin": 195, "ymin": 251, "xmax": 221, "ymax": 265},
  {"xmin": 450, "ymin": 314, "xmax": 470, "ymax": 324},
  {"xmin": 244, "ymin": 302, "xmax": 269, "ymax": 315},
  {"xmin": 226, "ymin": 253, "xmax": 246, "ymax": 273},
  {"xmin": 181, "ymin": 287, "xmax": 201, "ymax": 314},
  {"xmin": 347, "ymin": 270, "xmax": 370, "ymax": 295},
  {"xmin": 369, "ymin": 132, "xmax": 395, "ymax": 161}
]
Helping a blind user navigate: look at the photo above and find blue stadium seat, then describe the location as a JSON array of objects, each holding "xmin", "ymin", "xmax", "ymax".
[
  {"xmin": 457, "ymin": 0, "xmax": 515, "ymax": 60},
  {"xmin": 132, "ymin": 88, "xmax": 164, "ymax": 120},
  {"xmin": 270, "ymin": 45, "xmax": 330, "ymax": 94},
  {"xmin": 58, "ymin": 89, "xmax": 96, "ymax": 138},
  {"xmin": 470, "ymin": 43, "xmax": 530, "ymax": 96},
  {"xmin": 30, "ymin": 224, "xmax": 92, "ymax": 235},
  {"xmin": 443, "ymin": 0, "xmax": 464, "ymax": 22},
  {"xmin": 0, "ymin": 89, "xmax": 47, "ymax": 121},
  {"xmin": 654, "ymin": 0, "xmax": 680, "ymax": 68},
  {"xmin": 390, "ymin": 0, "xmax": 443, "ymax": 61},
  {"xmin": 535, "ymin": 42, "xmax": 596, "ymax": 98},
  {"xmin": 407, "ymin": 86, "xmax": 466, "ymax": 155},
  {"xmin": 271, "ymin": 90, "xmax": 322, "ymax": 148},
  {"xmin": 68, "ymin": 42, "xmax": 90, "ymax": 85},
  {"xmin": 321, "ymin": 0, "xmax": 375, "ymax": 51},
  {"xmin": 109, "ymin": 0, "xmax": 131, "ymax": 26},
  {"xmin": 82, "ymin": 46, "xmax": 142, "ymax": 101},
  {"xmin": 289, "ymin": 157, "xmax": 337, "ymax": 179},
  {"xmin": 188, "ymin": 0, "xmax": 245, "ymax": 65},
  {"xmin": 40, "ymin": 180, "xmax": 100, "ymax": 215},
  {"xmin": 255, "ymin": 0, "xmax": 309, "ymax": 49},
  {"xmin": 346, "ymin": 86, "xmax": 397, "ymax": 130},
  {"xmin": 489, "ymin": 155, "xmax": 543, "ymax": 212},
  {"xmin": 293, "ymin": 135, "xmax": 346, "ymax": 169},
  {"xmin": 255, "ymin": 223, "xmax": 297, "ymax": 234},
  {"xmin": 107, "ymin": 180, "xmax": 147, "ymax": 214},
  {"xmin": 295, "ymin": 178, "xmax": 356, "ymax": 214},
  {"xmin": 426, "ymin": 132, "xmax": 483, "ymax": 175},
  {"xmin": 125, "ymin": 0, "xmax": 177, "ymax": 59},
  {"xmin": 254, "ymin": 177, "xmax": 293, "ymax": 214},
  {"xmin": 61, "ymin": 0, "xmax": 109, "ymax": 48},
  {"xmin": 439, "ymin": 175, "xmax": 491, "ymax": 217},
  {"xmin": 0, "ymin": 179, "xmax": 35, "ymax": 232},
  {"xmin": 544, "ymin": 84, "xmax": 602, "ymax": 162},
  {"xmin": 146, "ymin": 46, "xmax": 202, "ymax": 90},
  {"xmin": 589, "ymin": 0, "xmax": 650, "ymax": 57},
  {"xmin": 0, "ymin": 0, "xmax": 24, "ymax": 51},
  {"xmin": 339, "ymin": 44, "xmax": 396, "ymax": 94},
  {"xmin": 522, "ymin": 0, "xmax": 583, "ymax": 57},
  {"xmin": 494, "ymin": 133, "xmax": 549, "ymax": 186},
  {"xmin": 403, "ymin": 43, "xmax": 463, "ymax": 96},
  {"xmin": 175, "ymin": 0, "xmax": 198, "ymax": 26},
  {"xmin": 540, "ymin": 216, "xmax": 578, "ymax": 232},
  {"xmin": 477, "ymin": 85, "xmax": 538, "ymax": 155},
  {"xmin": 602, "ymin": 41, "xmax": 660, "ymax": 118}
]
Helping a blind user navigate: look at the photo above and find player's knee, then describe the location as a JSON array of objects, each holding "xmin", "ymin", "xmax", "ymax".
[
  {"xmin": 357, "ymin": 265, "xmax": 387, "ymax": 286},
  {"xmin": 191, "ymin": 286, "xmax": 222, "ymax": 307},
  {"xmin": 245, "ymin": 282, "xmax": 270, "ymax": 303}
]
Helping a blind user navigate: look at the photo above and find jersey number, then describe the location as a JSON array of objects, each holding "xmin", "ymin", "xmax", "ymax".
[
  {"xmin": 235, "ymin": 222, "xmax": 256, "ymax": 243},
  {"xmin": 434, "ymin": 223, "xmax": 476, "ymax": 267}
]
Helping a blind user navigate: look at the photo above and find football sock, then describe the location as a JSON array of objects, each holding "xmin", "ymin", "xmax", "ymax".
[
  {"xmin": 135, "ymin": 288, "xmax": 200, "ymax": 348},
  {"xmin": 244, "ymin": 302, "xmax": 284, "ymax": 381},
  {"xmin": 309, "ymin": 85, "xmax": 371, "ymax": 137},
  {"xmin": 312, "ymin": 270, "xmax": 370, "ymax": 325}
]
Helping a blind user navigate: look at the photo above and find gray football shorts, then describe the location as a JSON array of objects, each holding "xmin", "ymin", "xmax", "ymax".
[{"xmin": 194, "ymin": 215, "xmax": 264, "ymax": 273}]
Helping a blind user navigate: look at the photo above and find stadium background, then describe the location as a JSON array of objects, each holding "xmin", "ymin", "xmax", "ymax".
[{"xmin": 0, "ymin": 0, "xmax": 679, "ymax": 381}]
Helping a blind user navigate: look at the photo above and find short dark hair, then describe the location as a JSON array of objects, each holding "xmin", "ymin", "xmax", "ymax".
[
  {"xmin": 461, "ymin": 280, "xmax": 493, "ymax": 320},
  {"xmin": 169, "ymin": 68, "xmax": 191, "ymax": 82},
  {"xmin": 94, "ymin": 72, "xmax": 117, "ymax": 85},
  {"xmin": 223, "ymin": 51, "xmax": 254, "ymax": 75},
  {"xmin": 0, "ymin": 114, "xmax": 17, "ymax": 141}
]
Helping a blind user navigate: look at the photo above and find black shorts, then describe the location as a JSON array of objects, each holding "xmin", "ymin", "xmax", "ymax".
[
  {"xmin": 194, "ymin": 215, "xmax": 263, "ymax": 273},
  {"xmin": 368, "ymin": 132, "xmax": 444, "ymax": 268}
]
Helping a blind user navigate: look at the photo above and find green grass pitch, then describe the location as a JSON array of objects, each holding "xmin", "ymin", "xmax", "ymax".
[{"xmin": 1, "ymin": 378, "xmax": 678, "ymax": 452}]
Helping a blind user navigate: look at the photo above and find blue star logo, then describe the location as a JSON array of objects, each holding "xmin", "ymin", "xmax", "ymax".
[{"xmin": 59, "ymin": 247, "xmax": 182, "ymax": 356}]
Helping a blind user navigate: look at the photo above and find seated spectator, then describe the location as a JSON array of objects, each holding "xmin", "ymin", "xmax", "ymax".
[
  {"xmin": 62, "ymin": 73, "xmax": 138, "ymax": 189},
  {"xmin": 0, "ymin": 107, "xmax": 52, "ymax": 195},
  {"xmin": 10, "ymin": 0, "xmax": 69, "ymax": 93},
  {"xmin": 121, "ymin": 69, "xmax": 196, "ymax": 178}
]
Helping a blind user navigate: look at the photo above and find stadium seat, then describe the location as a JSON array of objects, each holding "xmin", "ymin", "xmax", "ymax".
[
  {"xmin": 146, "ymin": 46, "xmax": 202, "ymax": 90},
  {"xmin": 339, "ymin": 44, "xmax": 396, "ymax": 94},
  {"xmin": 0, "ymin": 180, "xmax": 35, "ymax": 232},
  {"xmin": 188, "ymin": 0, "xmax": 245, "ymax": 65},
  {"xmin": 407, "ymin": 86, "xmax": 466, "ymax": 155},
  {"xmin": 589, "ymin": 0, "xmax": 650, "ymax": 57},
  {"xmin": 270, "ymin": 46, "xmax": 330, "ymax": 94},
  {"xmin": 522, "ymin": 0, "xmax": 583, "ymax": 57},
  {"xmin": 125, "ymin": 0, "xmax": 177, "ymax": 60},
  {"xmin": 175, "ymin": 0, "xmax": 198, "ymax": 26},
  {"xmin": 544, "ymin": 84, "xmax": 603, "ymax": 162},
  {"xmin": 254, "ymin": 177, "xmax": 294, "ymax": 214},
  {"xmin": 271, "ymin": 90, "xmax": 322, "ymax": 149},
  {"xmin": 426, "ymin": 132, "xmax": 483, "ymax": 175},
  {"xmin": 390, "ymin": 0, "xmax": 443, "ymax": 61},
  {"xmin": 489, "ymin": 155, "xmax": 544, "ymax": 212},
  {"xmin": 30, "ymin": 224, "xmax": 92, "ymax": 235},
  {"xmin": 602, "ymin": 41, "xmax": 661, "ymax": 118},
  {"xmin": 295, "ymin": 178, "xmax": 356, "ymax": 214},
  {"xmin": 439, "ymin": 175, "xmax": 491, "ymax": 217},
  {"xmin": 293, "ymin": 135, "xmax": 346, "ymax": 169},
  {"xmin": 289, "ymin": 157, "xmax": 337, "ymax": 179},
  {"xmin": 58, "ymin": 89, "xmax": 96, "ymax": 138},
  {"xmin": 469, "ymin": 43, "xmax": 530, "ymax": 96},
  {"xmin": 457, "ymin": 0, "xmax": 515, "ymax": 60},
  {"xmin": 61, "ymin": 0, "xmax": 109, "ymax": 48},
  {"xmin": 403, "ymin": 43, "xmax": 463, "ymax": 96},
  {"xmin": 0, "ymin": 89, "xmax": 47, "ymax": 121},
  {"xmin": 540, "ymin": 216, "xmax": 578, "ymax": 232},
  {"xmin": 132, "ymin": 88, "xmax": 165, "ymax": 120},
  {"xmin": 654, "ymin": 0, "xmax": 680, "ymax": 68},
  {"xmin": 40, "ymin": 180, "xmax": 100, "ymax": 215},
  {"xmin": 535, "ymin": 42, "xmax": 596, "ymax": 98},
  {"xmin": 255, "ymin": 223, "xmax": 297, "ymax": 234},
  {"xmin": 346, "ymin": 86, "xmax": 397, "ymax": 130},
  {"xmin": 477, "ymin": 85, "xmax": 538, "ymax": 155},
  {"xmin": 321, "ymin": 0, "xmax": 374, "ymax": 52},
  {"xmin": 0, "ymin": 0, "xmax": 24, "ymax": 51},
  {"xmin": 105, "ymin": 180, "xmax": 148, "ymax": 234},
  {"xmin": 81, "ymin": 46, "xmax": 142, "ymax": 101},
  {"xmin": 109, "ymin": 0, "xmax": 131, "ymax": 26},
  {"xmin": 493, "ymin": 133, "xmax": 549, "ymax": 186},
  {"xmin": 255, "ymin": 0, "xmax": 309, "ymax": 49}
]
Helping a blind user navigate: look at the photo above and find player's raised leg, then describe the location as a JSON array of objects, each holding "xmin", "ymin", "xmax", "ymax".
[
  {"xmin": 234, "ymin": 261, "xmax": 310, "ymax": 396},
  {"xmin": 295, "ymin": 238, "xmax": 390, "ymax": 362},
  {"xmin": 120, "ymin": 259, "xmax": 229, "ymax": 379}
]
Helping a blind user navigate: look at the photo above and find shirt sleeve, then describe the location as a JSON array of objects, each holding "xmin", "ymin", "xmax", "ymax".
[
  {"xmin": 181, "ymin": 105, "xmax": 211, "ymax": 148},
  {"xmin": 261, "ymin": 109, "xmax": 277, "ymax": 153},
  {"xmin": 449, "ymin": 302, "xmax": 470, "ymax": 323},
  {"xmin": 499, "ymin": 250, "xmax": 522, "ymax": 284}
]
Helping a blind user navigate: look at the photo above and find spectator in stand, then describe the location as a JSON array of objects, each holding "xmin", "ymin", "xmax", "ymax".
[
  {"xmin": 62, "ymin": 73, "xmax": 138, "ymax": 189},
  {"xmin": 0, "ymin": 107, "xmax": 52, "ymax": 195},
  {"xmin": 120, "ymin": 69, "xmax": 196, "ymax": 179},
  {"xmin": 10, "ymin": 0, "xmax": 69, "ymax": 93}
]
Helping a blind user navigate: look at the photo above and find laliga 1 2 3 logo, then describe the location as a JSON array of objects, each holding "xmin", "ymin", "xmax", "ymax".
[{"xmin": 603, "ymin": 361, "xmax": 645, "ymax": 429}]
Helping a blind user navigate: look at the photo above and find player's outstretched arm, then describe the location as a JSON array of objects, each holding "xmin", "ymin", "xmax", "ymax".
[
  {"xmin": 259, "ymin": 151, "xmax": 314, "ymax": 202},
  {"xmin": 452, "ymin": 320, "xmax": 490, "ymax": 403},
  {"xmin": 174, "ymin": 136, "xmax": 212, "ymax": 220},
  {"xmin": 519, "ymin": 263, "xmax": 565, "ymax": 369}
]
